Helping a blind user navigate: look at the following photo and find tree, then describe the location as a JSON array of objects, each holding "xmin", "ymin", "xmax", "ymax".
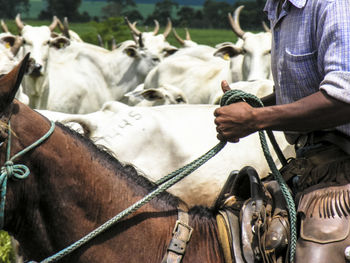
[
  {"xmin": 39, "ymin": 0, "xmax": 87, "ymax": 21},
  {"xmin": 0, "ymin": 0, "xmax": 29, "ymax": 19},
  {"xmin": 145, "ymin": 0, "xmax": 178, "ymax": 26},
  {"xmin": 102, "ymin": 0, "xmax": 135, "ymax": 17},
  {"xmin": 202, "ymin": 0, "xmax": 233, "ymax": 29}
]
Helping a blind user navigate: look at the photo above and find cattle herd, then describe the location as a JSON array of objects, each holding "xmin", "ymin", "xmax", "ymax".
[{"xmin": 0, "ymin": 6, "xmax": 295, "ymax": 208}]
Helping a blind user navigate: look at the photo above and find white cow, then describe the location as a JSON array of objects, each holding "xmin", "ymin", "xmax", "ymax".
[
  {"xmin": 14, "ymin": 14, "xmax": 160, "ymax": 113},
  {"xmin": 41, "ymin": 40, "xmax": 160, "ymax": 113},
  {"xmin": 125, "ymin": 17, "xmax": 178, "ymax": 59},
  {"xmin": 14, "ymin": 14, "xmax": 71, "ymax": 109},
  {"xmin": 0, "ymin": 35, "xmax": 29, "ymax": 105},
  {"xmin": 214, "ymin": 5, "xmax": 272, "ymax": 81},
  {"xmin": 37, "ymin": 102, "xmax": 295, "ymax": 207},
  {"xmin": 140, "ymin": 43, "xmax": 243, "ymax": 104}
]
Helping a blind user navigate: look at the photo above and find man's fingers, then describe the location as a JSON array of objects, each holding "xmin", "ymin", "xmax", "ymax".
[{"xmin": 221, "ymin": 80, "xmax": 231, "ymax": 93}]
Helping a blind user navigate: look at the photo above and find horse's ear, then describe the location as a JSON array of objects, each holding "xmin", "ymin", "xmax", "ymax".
[{"xmin": 0, "ymin": 53, "xmax": 30, "ymax": 112}]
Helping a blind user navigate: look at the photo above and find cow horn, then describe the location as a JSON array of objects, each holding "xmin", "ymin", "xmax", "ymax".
[
  {"xmin": 262, "ymin": 21, "xmax": 271, "ymax": 32},
  {"xmin": 111, "ymin": 37, "xmax": 117, "ymax": 50},
  {"xmin": 49, "ymin": 16, "xmax": 58, "ymax": 31},
  {"xmin": 138, "ymin": 33, "xmax": 144, "ymax": 48},
  {"xmin": 125, "ymin": 17, "xmax": 141, "ymax": 36},
  {"xmin": 153, "ymin": 20, "xmax": 160, "ymax": 35},
  {"xmin": 172, "ymin": 28, "xmax": 184, "ymax": 45},
  {"xmin": 1, "ymin": 20, "xmax": 9, "ymax": 33},
  {"xmin": 11, "ymin": 36, "xmax": 23, "ymax": 56},
  {"xmin": 57, "ymin": 17, "xmax": 70, "ymax": 38},
  {"xmin": 185, "ymin": 28, "xmax": 191, "ymax": 40},
  {"xmin": 63, "ymin": 17, "xmax": 71, "ymax": 38},
  {"xmin": 228, "ymin": 5, "xmax": 246, "ymax": 38},
  {"xmin": 97, "ymin": 34, "xmax": 103, "ymax": 47},
  {"xmin": 15, "ymin": 14, "xmax": 24, "ymax": 31},
  {"xmin": 163, "ymin": 18, "xmax": 172, "ymax": 38}
]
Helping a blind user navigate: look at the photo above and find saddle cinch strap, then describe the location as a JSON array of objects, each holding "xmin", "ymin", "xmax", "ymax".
[
  {"xmin": 162, "ymin": 207, "xmax": 193, "ymax": 263},
  {"xmin": 216, "ymin": 166, "xmax": 290, "ymax": 263}
]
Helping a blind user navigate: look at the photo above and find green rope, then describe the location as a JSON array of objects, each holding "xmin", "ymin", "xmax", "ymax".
[
  {"xmin": 0, "ymin": 121, "xmax": 56, "ymax": 229},
  {"xmin": 29, "ymin": 90, "xmax": 296, "ymax": 263},
  {"xmin": 33, "ymin": 141, "xmax": 227, "ymax": 263},
  {"xmin": 221, "ymin": 90, "xmax": 297, "ymax": 263}
]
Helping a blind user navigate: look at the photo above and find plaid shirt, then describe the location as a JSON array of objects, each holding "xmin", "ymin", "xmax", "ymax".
[{"xmin": 264, "ymin": 0, "xmax": 350, "ymax": 136}]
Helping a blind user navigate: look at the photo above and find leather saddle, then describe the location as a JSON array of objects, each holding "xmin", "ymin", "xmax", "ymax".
[{"xmin": 215, "ymin": 166, "xmax": 290, "ymax": 263}]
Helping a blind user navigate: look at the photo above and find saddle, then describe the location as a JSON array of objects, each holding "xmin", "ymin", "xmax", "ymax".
[{"xmin": 215, "ymin": 166, "xmax": 290, "ymax": 263}]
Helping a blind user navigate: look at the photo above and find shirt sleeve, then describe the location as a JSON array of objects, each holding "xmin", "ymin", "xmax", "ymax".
[{"xmin": 318, "ymin": 0, "xmax": 350, "ymax": 104}]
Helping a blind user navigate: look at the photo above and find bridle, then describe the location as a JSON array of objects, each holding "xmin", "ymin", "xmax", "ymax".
[{"xmin": 0, "ymin": 118, "xmax": 55, "ymax": 229}]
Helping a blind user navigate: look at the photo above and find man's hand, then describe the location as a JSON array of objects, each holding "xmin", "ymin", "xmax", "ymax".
[{"xmin": 214, "ymin": 80, "xmax": 259, "ymax": 143}]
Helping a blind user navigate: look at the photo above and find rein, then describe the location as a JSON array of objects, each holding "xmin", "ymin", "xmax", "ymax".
[
  {"xmin": 0, "ymin": 121, "xmax": 55, "ymax": 229},
  {"xmin": 3, "ymin": 91, "xmax": 296, "ymax": 263}
]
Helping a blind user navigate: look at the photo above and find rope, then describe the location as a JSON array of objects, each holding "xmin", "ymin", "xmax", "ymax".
[
  {"xmin": 221, "ymin": 90, "xmax": 297, "ymax": 263},
  {"xmin": 28, "ymin": 90, "xmax": 296, "ymax": 263},
  {"xmin": 0, "ymin": 121, "xmax": 55, "ymax": 229},
  {"xmin": 32, "ymin": 141, "xmax": 227, "ymax": 263}
]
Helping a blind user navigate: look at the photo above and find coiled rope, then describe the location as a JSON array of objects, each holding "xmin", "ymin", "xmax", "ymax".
[
  {"xmin": 26, "ymin": 90, "xmax": 295, "ymax": 263},
  {"xmin": 221, "ymin": 90, "xmax": 297, "ymax": 263}
]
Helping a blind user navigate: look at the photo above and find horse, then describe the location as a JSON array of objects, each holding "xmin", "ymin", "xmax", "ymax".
[{"xmin": 0, "ymin": 55, "xmax": 225, "ymax": 262}]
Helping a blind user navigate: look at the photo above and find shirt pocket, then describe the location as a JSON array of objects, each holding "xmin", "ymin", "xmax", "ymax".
[{"xmin": 280, "ymin": 49, "xmax": 321, "ymax": 101}]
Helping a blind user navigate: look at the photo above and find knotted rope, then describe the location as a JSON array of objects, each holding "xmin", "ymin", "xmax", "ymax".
[
  {"xmin": 27, "ymin": 90, "xmax": 296, "ymax": 263},
  {"xmin": 0, "ymin": 121, "xmax": 55, "ymax": 229}
]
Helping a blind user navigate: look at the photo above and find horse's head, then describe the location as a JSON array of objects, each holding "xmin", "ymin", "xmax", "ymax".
[{"xmin": 0, "ymin": 53, "xmax": 29, "ymax": 139}]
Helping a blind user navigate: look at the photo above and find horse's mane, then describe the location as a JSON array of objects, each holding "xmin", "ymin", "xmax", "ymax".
[{"xmin": 56, "ymin": 122, "xmax": 180, "ymax": 209}]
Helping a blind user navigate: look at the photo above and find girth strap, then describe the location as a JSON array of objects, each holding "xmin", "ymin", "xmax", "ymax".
[{"xmin": 162, "ymin": 209, "xmax": 193, "ymax": 263}]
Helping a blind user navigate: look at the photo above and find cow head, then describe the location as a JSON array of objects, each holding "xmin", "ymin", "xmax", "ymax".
[
  {"xmin": 215, "ymin": 6, "xmax": 272, "ymax": 81},
  {"xmin": 15, "ymin": 14, "xmax": 70, "ymax": 77},
  {"xmin": 125, "ymin": 84, "xmax": 187, "ymax": 106},
  {"xmin": 121, "ymin": 41, "xmax": 160, "ymax": 79},
  {"xmin": 125, "ymin": 17, "xmax": 178, "ymax": 59}
]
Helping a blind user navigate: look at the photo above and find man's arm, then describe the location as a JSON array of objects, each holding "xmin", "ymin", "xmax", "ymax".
[{"xmin": 214, "ymin": 81, "xmax": 350, "ymax": 143}]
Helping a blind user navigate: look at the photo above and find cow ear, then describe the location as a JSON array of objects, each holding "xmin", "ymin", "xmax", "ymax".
[
  {"xmin": 0, "ymin": 35, "xmax": 16, "ymax": 48},
  {"xmin": 140, "ymin": 89, "xmax": 163, "ymax": 101},
  {"xmin": 214, "ymin": 45, "xmax": 244, "ymax": 60},
  {"xmin": 124, "ymin": 46, "xmax": 138, "ymax": 58},
  {"xmin": 0, "ymin": 53, "xmax": 29, "ymax": 111},
  {"xmin": 163, "ymin": 46, "xmax": 178, "ymax": 57},
  {"xmin": 50, "ymin": 32, "xmax": 60, "ymax": 38},
  {"xmin": 50, "ymin": 36, "xmax": 70, "ymax": 49}
]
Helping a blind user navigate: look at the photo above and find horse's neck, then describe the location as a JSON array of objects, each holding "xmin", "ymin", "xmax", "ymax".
[
  {"xmin": 3, "ymin": 103, "xmax": 177, "ymax": 261},
  {"xmin": 3, "ymin": 103, "xmax": 224, "ymax": 262}
]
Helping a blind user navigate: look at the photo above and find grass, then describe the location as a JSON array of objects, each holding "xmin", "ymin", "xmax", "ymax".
[{"xmin": 2, "ymin": 18, "xmax": 239, "ymax": 48}]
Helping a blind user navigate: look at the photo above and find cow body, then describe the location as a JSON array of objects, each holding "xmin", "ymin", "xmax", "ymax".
[
  {"xmin": 140, "ymin": 45, "xmax": 242, "ymax": 104},
  {"xmin": 37, "ymin": 102, "xmax": 294, "ymax": 207}
]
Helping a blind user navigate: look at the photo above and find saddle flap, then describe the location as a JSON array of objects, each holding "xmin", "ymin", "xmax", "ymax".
[{"xmin": 300, "ymin": 216, "xmax": 350, "ymax": 244}]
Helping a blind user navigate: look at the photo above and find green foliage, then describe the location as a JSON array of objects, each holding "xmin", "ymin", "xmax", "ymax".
[
  {"xmin": 145, "ymin": 0, "xmax": 179, "ymax": 25},
  {"xmin": 82, "ymin": 17, "xmax": 131, "ymax": 48},
  {"xmin": 0, "ymin": 0, "xmax": 29, "ymax": 19},
  {"xmin": 0, "ymin": 231, "xmax": 15, "ymax": 263},
  {"xmin": 233, "ymin": 0, "xmax": 268, "ymax": 30},
  {"xmin": 39, "ymin": 0, "xmax": 91, "ymax": 22},
  {"xmin": 102, "ymin": 0, "xmax": 136, "ymax": 17}
]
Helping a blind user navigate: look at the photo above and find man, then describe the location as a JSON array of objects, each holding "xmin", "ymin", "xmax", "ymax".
[{"xmin": 214, "ymin": 0, "xmax": 350, "ymax": 262}]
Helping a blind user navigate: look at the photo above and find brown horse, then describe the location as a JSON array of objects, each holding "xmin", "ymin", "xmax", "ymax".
[{"xmin": 0, "ymin": 56, "xmax": 225, "ymax": 262}]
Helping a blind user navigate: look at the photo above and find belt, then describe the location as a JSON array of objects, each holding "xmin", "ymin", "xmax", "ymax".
[{"xmin": 295, "ymin": 130, "xmax": 350, "ymax": 156}]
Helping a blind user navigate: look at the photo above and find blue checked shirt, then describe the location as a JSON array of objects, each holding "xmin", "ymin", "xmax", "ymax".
[{"xmin": 264, "ymin": 0, "xmax": 350, "ymax": 137}]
